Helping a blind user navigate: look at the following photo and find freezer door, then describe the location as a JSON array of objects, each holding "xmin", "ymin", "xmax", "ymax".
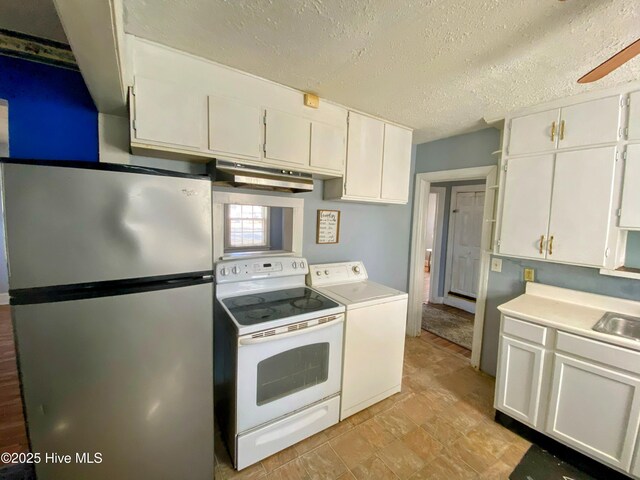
[
  {"xmin": 13, "ymin": 282, "xmax": 213, "ymax": 480},
  {"xmin": 2, "ymin": 163, "xmax": 212, "ymax": 290}
]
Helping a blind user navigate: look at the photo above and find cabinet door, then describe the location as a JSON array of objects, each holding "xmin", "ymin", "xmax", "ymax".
[
  {"xmin": 495, "ymin": 336, "xmax": 546, "ymax": 428},
  {"xmin": 546, "ymin": 353, "xmax": 640, "ymax": 471},
  {"xmin": 380, "ymin": 124, "xmax": 413, "ymax": 202},
  {"xmin": 498, "ymin": 154, "xmax": 554, "ymax": 259},
  {"xmin": 310, "ymin": 121, "xmax": 346, "ymax": 173},
  {"xmin": 632, "ymin": 434, "xmax": 640, "ymax": 478},
  {"xmin": 620, "ymin": 145, "xmax": 640, "ymax": 229},
  {"xmin": 629, "ymin": 91, "xmax": 640, "ymax": 141},
  {"xmin": 558, "ymin": 96, "xmax": 622, "ymax": 149},
  {"xmin": 208, "ymin": 96, "xmax": 261, "ymax": 160},
  {"xmin": 508, "ymin": 109, "xmax": 560, "ymax": 156},
  {"xmin": 133, "ymin": 77, "xmax": 204, "ymax": 150},
  {"xmin": 264, "ymin": 109, "xmax": 311, "ymax": 167},
  {"xmin": 547, "ymin": 147, "xmax": 616, "ymax": 266},
  {"xmin": 344, "ymin": 112, "xmax": 384, "ymax": 198}
]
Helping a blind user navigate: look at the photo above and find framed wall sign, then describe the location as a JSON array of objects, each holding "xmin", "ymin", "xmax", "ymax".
[{"xmin": 316, "ymin": 209, "xmax": 340, "ymax": 244}]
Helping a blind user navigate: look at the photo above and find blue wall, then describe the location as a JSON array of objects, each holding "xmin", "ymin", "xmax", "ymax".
[
  {"xmin": 415, "ymin": 128, "xmax": 640, "ymax": 376},
  {"xmin": 0, "ymin": 55, "xmax": 98, "ymax": 161}
]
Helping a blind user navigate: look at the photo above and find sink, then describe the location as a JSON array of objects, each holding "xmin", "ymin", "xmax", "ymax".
[{"xmin": 593, "ymin": 312, "xmax": 640, "ymax": 341}]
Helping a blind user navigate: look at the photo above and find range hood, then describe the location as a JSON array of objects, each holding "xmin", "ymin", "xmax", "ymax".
[{"xmin": 210, "ymin": 160, "xmax": 313, "ymax": 193}]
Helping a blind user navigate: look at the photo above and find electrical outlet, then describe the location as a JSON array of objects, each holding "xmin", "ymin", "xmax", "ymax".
[
  {"xmin": 490, "ymin": 258, "xmax": 502, "ymax": 272},
  {"xmin": 524, "ymin": 268, "xmax": 535, "ymax": 282}
]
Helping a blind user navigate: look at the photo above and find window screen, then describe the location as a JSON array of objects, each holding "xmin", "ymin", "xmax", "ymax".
[{"xmin": 256, "ymin": 343, "xmax": 330, "ymax": 405}]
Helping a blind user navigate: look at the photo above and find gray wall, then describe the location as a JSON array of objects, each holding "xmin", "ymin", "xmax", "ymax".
[
  {"xmin": 431, "ymin": 180, "xmax": 485, "ymax": 298},
  {"xmin": 415, "ymin": 127, "xmax": 640, "ymax": 376}
]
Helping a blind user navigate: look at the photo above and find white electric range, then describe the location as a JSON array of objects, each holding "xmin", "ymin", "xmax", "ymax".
[{"xmin": 214, "ymin": 256, "xmax": 345, "ymax": 470}]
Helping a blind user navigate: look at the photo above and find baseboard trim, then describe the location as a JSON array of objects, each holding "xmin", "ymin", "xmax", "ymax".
[
  {"xmin": 444, "ymin": 295, "xmax": 475, "ymax": 314},
  {"xmin": 0, "ymin": 293, "xmax": 8, "ymax": 305}
]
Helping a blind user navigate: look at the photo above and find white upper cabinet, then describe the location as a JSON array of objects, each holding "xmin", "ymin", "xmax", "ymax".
[
  {"xmin": 629, "ymin": 90, "xmax": 640, "ymax": 141},
  {"xmin": 507, "ymin": 96, "xmax": 622, "ymax": 156},
  {"xmin": 264, "ymin": 109, "xmax": 311, "ymax": 167},
  {"xmin": 497, "ymin": 147, "xmax": 617, "ymax": 267},
  {"xmin": 324, "ymin": 112, "xmax": 413, "ymax": 204},
  {"xmin": 557, "ymin": 96, "xmax": 622, "ymax": 149},
  {"xmin": 381, "ymin": 124, "xmax": 413, "ymax": 202},
  {"xmin": 620, "ymin": 144, "xmax": 640, "ymax": 229},
  {"xmin": 344, "ymin": 112, "xmax": 385, "ymax": 199},
  {"xmin": 132, "ymin": 76, "xmax": 205, "ymax": 151},
  {"xmin": 498, "ymin": 154, "xmax": 554, "ymax": 259},
  {"xmin": 208, "ymin": 95, "xmax": 261, "ymax": 160},
  {"xmin": 508, "ymin": 109, "xmax": 560, "ymax": 156},
  {"xmin": 310, "ymin": 121, "xmax": 346, "ymax": 173},
  {"xmin": 547, "ymin": 147, "xmax": 617, "ymax": 266}
]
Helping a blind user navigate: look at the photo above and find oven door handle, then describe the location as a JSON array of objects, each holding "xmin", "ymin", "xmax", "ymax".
[{"xmin": 238, "ymin": 317, "xmax": 343, "ymax": 346}]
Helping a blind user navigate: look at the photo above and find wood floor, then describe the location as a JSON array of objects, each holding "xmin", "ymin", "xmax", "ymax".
[
  {"xmin": 216, "ymin": 333, "xmax": 531, "ymax": 479},
  {"xmin": 0, "ymin": 305, "xmax": 29, "ymax": 463},
  {"xmin": 421, "ymin": 329, "xmax": 472, "ymax": 359}
]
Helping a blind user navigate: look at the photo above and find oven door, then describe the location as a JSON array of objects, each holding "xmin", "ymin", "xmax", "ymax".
[{"xmin": 236, "ymin": 315, "xmax": 344, "ymax": 433}]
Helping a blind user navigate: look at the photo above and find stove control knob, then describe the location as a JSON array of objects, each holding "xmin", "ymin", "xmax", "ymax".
[
  {"xmin": 324, "ymin": 270, "xmax": 329, "ymax": 275},
  {"xmin": 316, "ymin": 271, "xmax": 322, "ymax": 276},
  {"xmin": 220, "ymin": 267, "xmax": 229, "ymax": 276},
  {"xmin": 292, "ymin": 262, "xmax": 298, "ymax": 269},
  {"xmin": 353, "ymin": 266, "xmax": 361, "ymax": 274},
  {"xmin": 299, "ymin": 261, "xmax": 305, "ymax": 269},
  {"xmin": 232, "ymin": 266, "xmax": 240, "ymax": 275}
]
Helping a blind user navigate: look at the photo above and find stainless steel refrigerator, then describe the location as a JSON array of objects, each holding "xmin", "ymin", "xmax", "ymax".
[{"xmin": 1, "ymin": 160, "xmax": 214, "ymax": 479}]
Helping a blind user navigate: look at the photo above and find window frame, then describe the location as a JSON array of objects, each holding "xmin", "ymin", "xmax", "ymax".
[{"xmin": 224, "ymin": 204, "xmax": 271, "ymax": 252}]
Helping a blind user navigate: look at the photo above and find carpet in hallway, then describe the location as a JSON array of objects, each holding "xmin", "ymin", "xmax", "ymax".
[{"xmin": 421, "ymin": 303, "xmax": 473, "ymax": 350}]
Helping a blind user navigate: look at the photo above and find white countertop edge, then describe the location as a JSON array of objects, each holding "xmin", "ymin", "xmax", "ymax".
[
  {"xmin": 498, "ymin": 283, "xmax": 640, "ymax": 352},
  {"xmin": 524, "ymin": 282, "xmax": 640, "ymax": 317}
]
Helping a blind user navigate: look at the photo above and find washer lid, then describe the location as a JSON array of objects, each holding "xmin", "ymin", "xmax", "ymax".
[{"xmin": 323, "ymin": 281, "xmax": 402, "ymax": 304}]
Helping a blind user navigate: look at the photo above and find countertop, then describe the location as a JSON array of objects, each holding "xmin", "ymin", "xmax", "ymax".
[{"xmin": 498, "ymin": 282, "xmax": 640, "ymax": 352}]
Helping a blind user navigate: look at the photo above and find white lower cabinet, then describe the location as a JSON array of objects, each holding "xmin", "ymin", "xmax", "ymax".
[
  {"xmin": 495, "ymin": 336, "xmax": 546, "ymax": 428},
  {"xmin": 545, "ymin": 353, "xmax": 640, "ymax": 471},
  {"xmin": 496, "ymin": 315, "xmax": 640, "ymax": 478}
]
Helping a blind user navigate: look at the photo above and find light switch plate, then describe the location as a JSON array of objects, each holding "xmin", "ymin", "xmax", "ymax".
[
  {"xmin": 491, "ymin": 258, "xmax": 502, "ymax": 272},
  {"xmin": 524, "ymin": 268, "xmax": 535, "ymax": 282}
]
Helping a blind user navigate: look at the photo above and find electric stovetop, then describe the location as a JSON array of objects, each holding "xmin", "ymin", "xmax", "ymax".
[{"xmin": 222, "ymin": 287, "xmax": 340, "ymax": 326}]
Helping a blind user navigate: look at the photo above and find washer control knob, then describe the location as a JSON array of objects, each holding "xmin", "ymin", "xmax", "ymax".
[
  {"xmin": 220, "ymin": 267, "xmax": 229, "ymax": 276},
  {"xmin": 292, "ymin": 262, "xmax": 298, "ymax": 269},
  {"xmin": 324, "ymin": 270, "xmax": 329, "ymax": 275},
  {"xmin": 353, "ymin": 266, "xmax": 361, "ymax": 274},
  {"xmin": 299, "ymin": 261, "xmax": 305, "ymax": 269},
  {"xmin": 316, "ymin": 270, "xmax": 322, "ymax": 276},
  {"xmin": 232, "ymin": 266, "xmax": 240, "ymax": 275}
]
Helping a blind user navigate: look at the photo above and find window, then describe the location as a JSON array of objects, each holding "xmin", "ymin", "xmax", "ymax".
[{"xmin": 225, "ymin": 204, "xmax": 270, "ymax": 250}]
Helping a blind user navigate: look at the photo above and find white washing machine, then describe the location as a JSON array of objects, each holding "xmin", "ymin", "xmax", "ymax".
[{"xmin": 307, "ymin": 261, "xmax": 408, "ymax": 420}]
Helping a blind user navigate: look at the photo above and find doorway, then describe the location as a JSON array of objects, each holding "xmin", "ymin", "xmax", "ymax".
[{"xmin": 408, "ymin": 166, "xmax": 498, "ymax": 369}]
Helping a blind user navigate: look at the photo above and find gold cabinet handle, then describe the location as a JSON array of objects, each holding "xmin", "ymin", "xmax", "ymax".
[
  {"xmin": 539, "ymin": 235, "xmax": 545, "ymax": 254},
  {"xmin": 560, "ymin": 120, "xmax": 565, "ymax": 140},
  {"xmin": 551, "ymin": 121, "xmax": 556, "ymax": 142},
  {"xmin": 548, "ymin": 235, "xmax": 554, "ymax": 255}
]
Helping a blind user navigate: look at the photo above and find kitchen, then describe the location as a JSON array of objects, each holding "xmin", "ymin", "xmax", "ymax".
[{"xmin": 0, "ymin": 1, "xmax": 640, "ymax": 479}]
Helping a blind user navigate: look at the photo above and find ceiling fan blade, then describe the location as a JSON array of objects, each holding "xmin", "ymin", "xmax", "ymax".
[{"xmin": 578, "ymin": 38, "xmax": 640, "ymax": 84}]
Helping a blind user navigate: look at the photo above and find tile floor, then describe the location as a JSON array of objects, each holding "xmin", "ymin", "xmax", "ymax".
[
  {"xmin": 215, "ymin": 330, "xmax": 531, "ymax": 479},
  {"xmin": 0, "ymin": 305, "xmax": 29, "ymax": 462}
]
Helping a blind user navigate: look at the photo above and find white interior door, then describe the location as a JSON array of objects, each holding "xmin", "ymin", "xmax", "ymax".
[{"xmin": 445, "ymin": 186, "xmax": 485, "ymax": 312}]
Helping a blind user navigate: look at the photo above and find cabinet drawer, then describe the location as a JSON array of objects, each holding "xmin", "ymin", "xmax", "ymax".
[
  {"xmin": 556, "ymin": 331, "xmax": 640, "ymax": 375},
  {"xmin": 503, "ymin": 316, "xmax": 548, "ymax": 346}
]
